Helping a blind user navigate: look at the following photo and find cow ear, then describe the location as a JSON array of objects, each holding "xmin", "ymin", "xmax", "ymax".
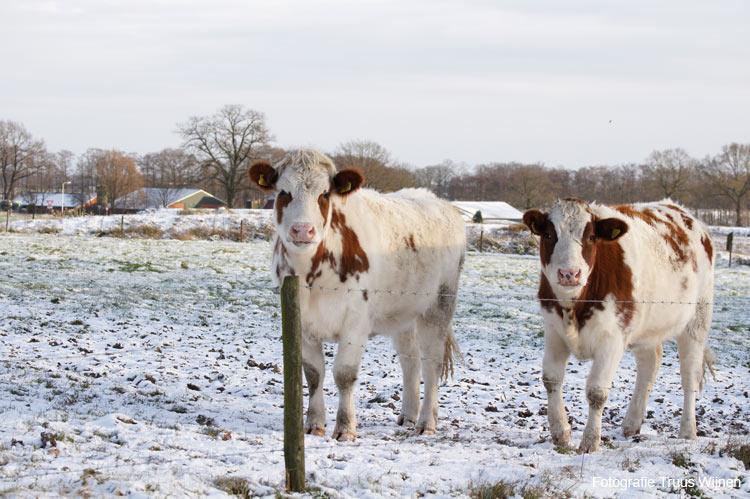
[
  {"xmin": 333, "ymin": 169, "xmax": 364, "ymax": 196},
  {"xmin": 523, "ymin": 209, "xmax": 548, "ymax": 236},
  {"xmin": 248, "ymin": 161, "xmax": 278, "ymax": 191},
  {"xmin": 595, "ymin": 218, "xmax": 628, "ymax": 241}
]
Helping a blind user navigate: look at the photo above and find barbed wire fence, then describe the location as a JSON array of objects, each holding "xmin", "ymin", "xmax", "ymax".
[{"xmin": 1, "ymin": 272, "xmax": 749, "ymax": 491}]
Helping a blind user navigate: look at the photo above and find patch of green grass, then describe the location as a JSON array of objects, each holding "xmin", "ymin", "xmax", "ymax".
[
  {"xmin": 621, "ymin": 455, "xmax": 641, "ymax": 472},
  {"xmin": 722, "ymin": 439, "xmax": 750, "ymax": 470},
  {"xmin": 214, "ymin": 476, "xmax": 251, "ymax": 498},
  {"xmin": 469, "ymin": 480, "xmax": 516, "ymax": 499},
  {"xmin": 114, "ymin": 260, "xmax": 162, "ymax": 273},
  {"xmin": 554, "ymin": 444, "xmax": 575, "ymax": 455},
  {"xmin": 670, "ymin": 450, "xmax": 694, "ymax": 469}
]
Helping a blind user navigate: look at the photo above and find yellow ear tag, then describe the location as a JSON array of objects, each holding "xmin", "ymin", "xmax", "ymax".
[
  {"xmin": 258, "ymin": 174, "xmax": 268, "ymax": 187},
  {"xmin": 611, "ymin": 228, "xmax": 621, "ymax": 239},
  {"xmin": 339, "ymin": 181, "xmax": 352, "ymax": 194}
]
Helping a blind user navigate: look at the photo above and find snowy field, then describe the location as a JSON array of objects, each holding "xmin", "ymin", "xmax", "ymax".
[{"xmin": 0, "ymin": 233, "xmax": 749, "ymax": 497}]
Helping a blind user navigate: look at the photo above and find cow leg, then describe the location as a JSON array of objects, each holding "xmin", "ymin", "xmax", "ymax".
[
  {"xmin": 414, "ymin": 317, "xmax": 449, "ymax": 436},
  {"xmin": 331, "ymin": 335, "xmax": 367, "ymax": 442},
  {"xmin": 579, "ymin": 337, "xmax": 624, "ymax": 453},
  {"xmin": 543, "ymin": 330, "xmax": 571, "ymax": 447},
  {"xmin": 302, "ymin": 339, "xmax": 326, "ymax": 436},
  {"xmin": 623, "ymin": 344, "xmax": 662, "ymax": 437},
  {"xmin": 392, "ymin": 326, "xmax": 420, "ymax": 427},
  {"xmin": 676, "ymin": 334, "xmax": 703, "ymax": 439}
]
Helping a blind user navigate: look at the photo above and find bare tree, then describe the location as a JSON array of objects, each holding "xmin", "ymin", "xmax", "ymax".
[
  {"xmin": 139, "ymin": 148, "xmax": 202, "ymax": 207},
  {"xmin": 642, "ymin": 148, "xmax": 694, "ymax": 201},
  {"xmin": 333, "ymin": 139, "xmax": 415, "ymax": 192},
  {"xmin": 0, "ymin": 120, "xmax": 46, "ymax": 200},
  {"xmin": 178, "ymin": 105, "xmax": 272, "ymax": 207},
  {"xmin": 506, "ymin": 164, "xmax": 554, "ymax": 209},
  {"xmin": 93, "ymin": 149, "xmax": 143, "ymax": 206},
  {"xmin": 414, "ymin": 160, "xmax": 463, "ymax": 198},
  {"xmin": 702, "ymin": 143, "xmax": 750, "ymax": 226}
]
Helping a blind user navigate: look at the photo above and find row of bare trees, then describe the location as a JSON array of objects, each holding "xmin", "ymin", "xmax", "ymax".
[
  {"xmin": 2, "ymin": 110, "xmax": 748, "ymax": 225},
  {"xmin": 425, "ymin": 145, "xmax": 750, "ymax": 226}
]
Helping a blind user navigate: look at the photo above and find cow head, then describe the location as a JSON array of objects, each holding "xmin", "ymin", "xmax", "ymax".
[
  {"xmin": 249, "ymin": 149, "xmax": 364, "ymax": 252},
  {"xmin": 523, "ymin": 199, "xmax": 629, "ymax": 296}
]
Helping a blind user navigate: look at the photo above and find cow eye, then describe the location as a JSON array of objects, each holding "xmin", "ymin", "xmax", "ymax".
[
  {"xmin": 322, "ymin": 190, "xmax": 330, "ymax": 198},
  {"xmin": 588, "ymin": 234, "xmax": 596, "ymax": 242}
]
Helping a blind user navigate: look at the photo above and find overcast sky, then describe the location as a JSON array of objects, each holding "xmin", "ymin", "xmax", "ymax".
[{"xmin": 1, "ymin": 0, "xmax": 748, "ymax": 168}]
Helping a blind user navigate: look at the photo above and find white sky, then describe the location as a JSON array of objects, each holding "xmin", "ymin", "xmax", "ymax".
[{"xmin": 1, "ymin": 0, "xmax": 748, "ymax": 167}]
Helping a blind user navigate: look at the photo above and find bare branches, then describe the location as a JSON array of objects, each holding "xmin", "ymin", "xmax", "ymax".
[
  {"xmin": 701, "ymin": 143, "xmax": 750, "ymax": 225},
  {"xmin": 642, "ymin": 148, "xmax": 695, "ymax": 200},
  {"xmin": 177, "ymin": 105, "xmax": 273, "ymax": 207},
  {"xmin": 332, "ymin": 139, "xmax": 416, "ymax": 192},
  {"xmin": 0, "ymin": 120, "xmax": 46, "ymax": 200}
]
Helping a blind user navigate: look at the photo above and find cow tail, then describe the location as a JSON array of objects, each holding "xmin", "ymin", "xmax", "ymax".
[
  {"xmin": 700, "ymin": 346, "xmax": 716, "ymax": 391},
  {"xmin": 441, "ymin": 330, "xmax": 463, "ymax": 381}
]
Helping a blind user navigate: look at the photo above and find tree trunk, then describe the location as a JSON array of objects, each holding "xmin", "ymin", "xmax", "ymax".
[{"xmin": 735, "ymin": 199, "xmax": 743, "ymax": 227}]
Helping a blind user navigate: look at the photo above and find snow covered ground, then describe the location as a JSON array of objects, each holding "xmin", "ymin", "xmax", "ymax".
[{"xmin": 0, "ymin": 233, "xmax": 748, "ymax": 497}]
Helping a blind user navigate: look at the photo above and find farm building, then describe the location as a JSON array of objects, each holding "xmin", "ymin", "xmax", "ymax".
[
  {"xmin": 451, "ymin": 201, "xmax": 523, "ymax": 223},
  {"xmin": 13, "ymin": 192, "xmax": 95, "ymax": 211},
  {"xmin": 113, "ymin": 188, "xmax": 226, "ymax": 213}
]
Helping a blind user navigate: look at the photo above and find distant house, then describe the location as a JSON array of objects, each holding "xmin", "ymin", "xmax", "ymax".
[
  {"xmin": 451, "ymin": 201, "xmax": 523, "ymax": 223},
  {"xmin": 113, "ymin": 188, "xmax": 226, "ymax": 213},
  {"xmin": 14, "ymin": 192, "xmax": 95, "ymax": 211}
]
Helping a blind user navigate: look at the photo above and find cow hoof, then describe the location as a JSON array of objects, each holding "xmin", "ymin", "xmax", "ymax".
[
  {"xmin": 415, "ymin": 422, "xmax": 436, "ymax": 435},
  {"xmin": 332, "ymin": 430, "xmax": 357, "ymax": 442},
  {"xmin": 577, "ymin": 435, "xmax": 600, "ymax": 454},
  {"xmin": 397, "ymin": 415, "xmax": 416, "ymax": 427},
  {"xmin": 306, "ymin": 426, "xmax": 325, "ymax": 437},
  {"xmin": 678, "ymin": 429, "xmax": 697, "ymax": 440},
  {"xmin": 622, "ymin": 424, "xmax": 641, "ymax": 438},
  {"xmin": 550, "ymin": 426, "xmax": 571, "ymax": 446}
]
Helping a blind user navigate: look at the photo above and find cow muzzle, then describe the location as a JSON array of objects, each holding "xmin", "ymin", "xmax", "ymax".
[
  {"xmin": 289, "ymin": 223, "xmax": 316, "ymax": 245},
  {"xmin": 557, "ymin": 268, "xmax": 582, "ymax": 287}
]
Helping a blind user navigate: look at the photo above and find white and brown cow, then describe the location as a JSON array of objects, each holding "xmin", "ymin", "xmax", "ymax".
[
  {"xmin": 524, "ymin": 198, "xmax": 715, "ymax": 453},
  {"xmin": 249, "ymin": 149, "xmax": 465, "ymax": 441}
]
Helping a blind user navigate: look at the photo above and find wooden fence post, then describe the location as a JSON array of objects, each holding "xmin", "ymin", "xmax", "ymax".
[
  {"xmin": 727, "ymin": 232, "xmax": 734, "ymax": 268},
  {"xmin": 280, "ymin": 275, "xmax": 305, "ymax": 491}
]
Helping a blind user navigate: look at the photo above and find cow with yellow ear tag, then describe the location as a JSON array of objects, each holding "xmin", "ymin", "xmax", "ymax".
[
  {"xmin": 248, "ymin": 149, "xmax": 466, "ymax": 441},
  {"xmin": 524, "ymin": 198, "xmax": 715, "ymax": 453}
]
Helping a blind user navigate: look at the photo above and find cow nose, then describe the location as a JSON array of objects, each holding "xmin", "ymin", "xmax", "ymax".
[
  {"xmin": 289, "ymin": 223, "xmax": 316, "ymax": 243},
  {"xmin": 557, "ymin": 268, "xmax": 582, "ymax": 286}
]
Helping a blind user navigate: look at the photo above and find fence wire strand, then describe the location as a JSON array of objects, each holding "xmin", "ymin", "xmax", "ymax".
[{"xmin": 302, "ymin": 284, "xmax": 738, "ymax": 306}]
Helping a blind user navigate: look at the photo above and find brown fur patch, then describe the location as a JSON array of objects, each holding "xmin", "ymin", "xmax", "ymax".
[
  {"xmin": 405, "ymin": 234, "xmax": 417, "ymax": 252},
  {"xmin": 305, "ymin": 208, "xmax": 370, "ymax": 285},
  {"xmin": 701, "ymin": 234, "xmax": 713, "ymax": 262},
  {"xmin": 331, "ymin": 208, "xmax": 369, "ymax": 282},
  {"xmin": 665, "ymin": 203, "xmax": 686, "ymax": 214},
  {"xmin": 616, "ymin": 204, "xmax": 692, "ymax": 268},
  {"xmin": 680, "ymin": 213, "xmax": 694, "ymax": 230},
  {"xmin": 275, "ymin": 191, "xmax": 292, "ymax": 224},
  {"xmin": 274, "ymin": 238, "xmax": 295, "ymax": 279},
  {"xmin": 306, "ymin": 241, "xmax": 336, "ymax": 286},
  {"xmin": 575, "ymin": 240, "xmax": 635, "ymax": 329},
  {"xmin": 318, "ymin": 192, "xmax": 330, "ymax": 220},
  {"xmin": 538, "ymin": 273, "xmax": 563, "ymax": 318},
  {"xmin": 581, "ymin": 221, "xmax": 596, "ymax": 267}
]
